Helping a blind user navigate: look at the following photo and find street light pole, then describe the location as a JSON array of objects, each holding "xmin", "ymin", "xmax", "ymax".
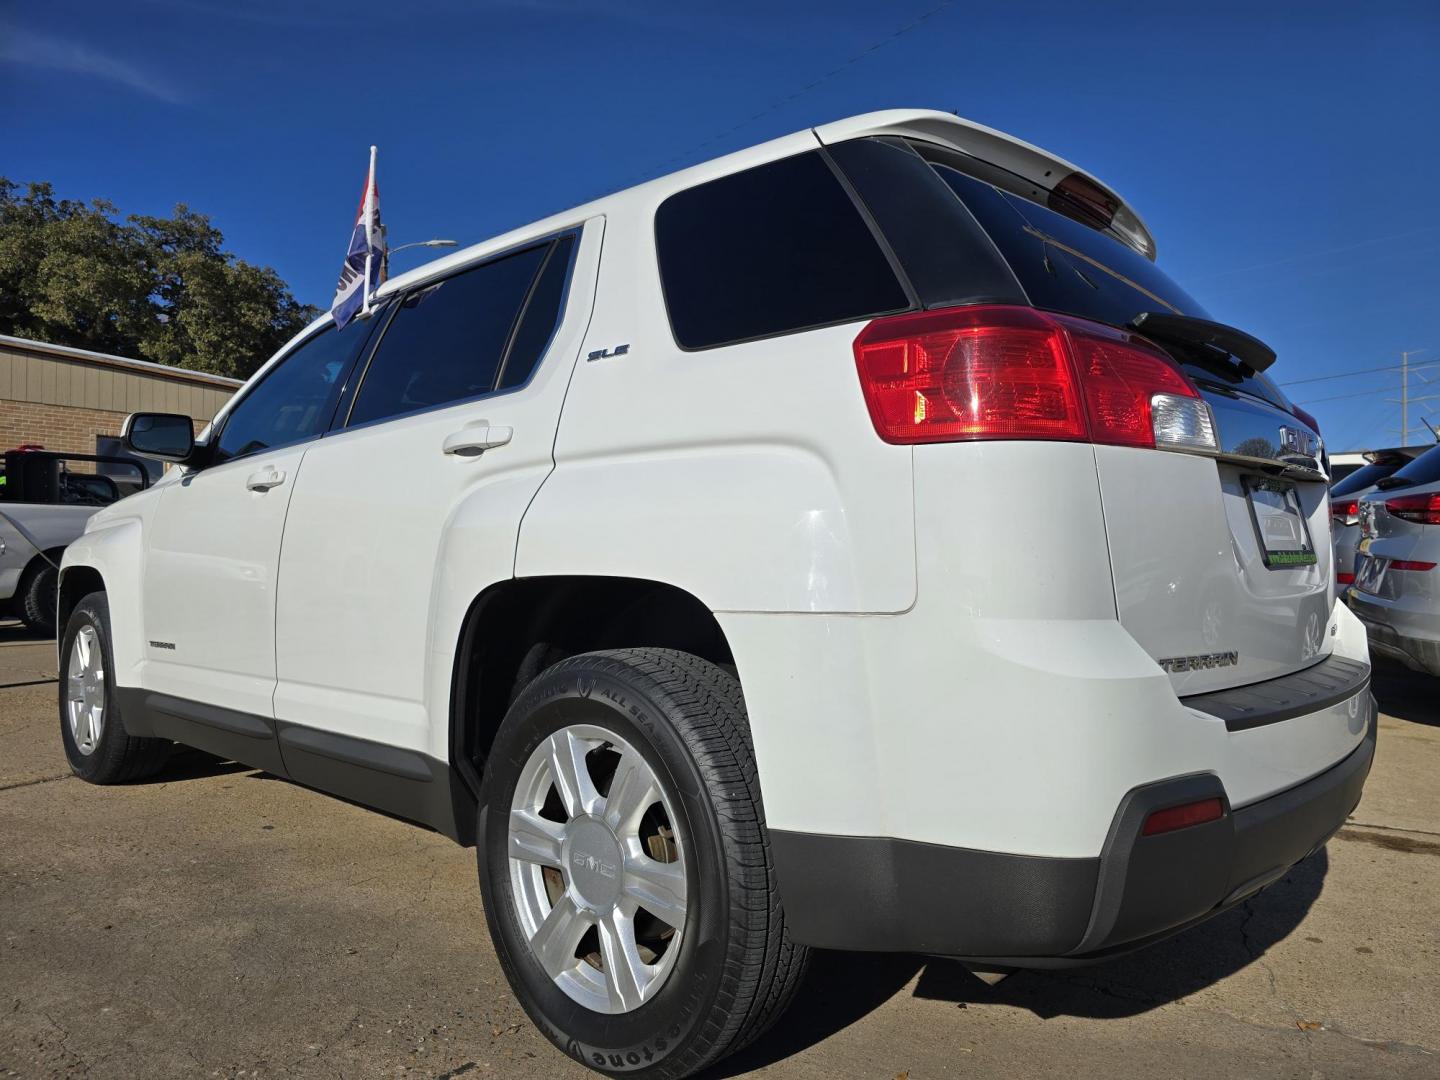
[{"xmin": 382, "ymin": 238, "xmax": 458, "ymax": 281}]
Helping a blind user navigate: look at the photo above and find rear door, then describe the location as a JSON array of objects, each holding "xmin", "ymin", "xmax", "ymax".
[{"xmin": 271, "ymin": 224, "xmax": 596, "ymax": 784}]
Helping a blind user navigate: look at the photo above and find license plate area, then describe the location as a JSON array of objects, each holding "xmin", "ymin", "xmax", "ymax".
[
  {"xmin": 1354, "ymin": 553, "xmax": 1388, "ymax": 594},
  {"xmin": 1242, "ymin": 476, "xmax": 1317, "ymax": 569}
]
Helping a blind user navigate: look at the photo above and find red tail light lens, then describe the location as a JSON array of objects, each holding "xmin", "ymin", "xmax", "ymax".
[
  {"xmin": 1331, "ymin": 499, "xmax": 1360, "ymax": 526},
  {"xmin": 1384, "ymin": 492, "xmax": 1440, "ymax": 525},
  {"xmin": 1336, "ymin": 571, "xmax": 1356, "ymax": 585},
  {"xmin": 1389, "ymin": 560, "xmax": 1437, "ymax": 572},
  {"xmin": 1142, "ymin": 797, "xmax": 1225, "ymax": 837},
  {"xmin": 853, "ymin": 305, "xmax": 1212, "ymax": 449}
]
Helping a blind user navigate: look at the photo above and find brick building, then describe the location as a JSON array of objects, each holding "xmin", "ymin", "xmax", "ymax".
[{"xmin": 0, "ymin": 335, "xmax": 241, "ymax": 464}]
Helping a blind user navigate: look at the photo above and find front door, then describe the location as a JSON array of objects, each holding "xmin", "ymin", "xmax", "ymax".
[{"xmin": 140, "ymin": 315, "xmax": 378, "ymax": 764}]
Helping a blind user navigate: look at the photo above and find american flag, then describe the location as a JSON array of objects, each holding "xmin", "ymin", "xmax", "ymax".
[{"xmin": 330, "ymin": 146, "xmax": 386, "ymax": 330}]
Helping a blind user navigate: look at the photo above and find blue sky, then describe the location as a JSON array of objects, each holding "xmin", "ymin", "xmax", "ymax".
[{"xmin": 4, "ymin": 0, "xmax": 1439, "ymax": 450}]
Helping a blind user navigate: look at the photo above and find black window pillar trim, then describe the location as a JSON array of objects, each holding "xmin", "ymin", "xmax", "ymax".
[{"xmin": 815, "ymin": 142, "xmax": 922, "ymax": 314}]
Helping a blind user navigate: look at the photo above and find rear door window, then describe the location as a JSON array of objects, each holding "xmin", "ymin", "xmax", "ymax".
[
  {"xmin": 348, "ymin": 244, "xmax": 548, "ymax": 427},
  {"xmin": 654, "ymin": 150, "xmax": 911, "ymax": 349}
]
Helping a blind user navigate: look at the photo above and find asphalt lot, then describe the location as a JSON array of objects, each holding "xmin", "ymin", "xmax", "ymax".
[{"xmin": 2, "ymin": 618, "xmax": 1437, "ymax": 1079}]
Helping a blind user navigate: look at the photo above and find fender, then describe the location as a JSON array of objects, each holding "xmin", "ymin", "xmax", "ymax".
[{"xmin": 59, "ymin": 506, "xmax": 151, "ymax": 685}]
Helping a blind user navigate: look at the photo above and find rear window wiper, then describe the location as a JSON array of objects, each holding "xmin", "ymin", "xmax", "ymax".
[
  {"xmin": 1127, "ymin": 312, "xmax": 1277, "ymax": 377},
  {"xmin": 1376, "ymin": 474, "xmax": 1415, "ymax": 490}
]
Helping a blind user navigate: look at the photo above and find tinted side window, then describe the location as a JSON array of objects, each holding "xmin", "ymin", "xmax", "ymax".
[
  {"xmin": 349, "ymin": 244, "xmax": 548, "ymax": 427},
  {"xmin": 214, "ymin": 319, "xmax": 371, "ymax": 464},
  {"xmin": 497, "ymin": 234, "xmax": 575, "ymax": 391},
  {"xmin": 655, "ymin": 151, "xmax": 910, "ymax": 349}
]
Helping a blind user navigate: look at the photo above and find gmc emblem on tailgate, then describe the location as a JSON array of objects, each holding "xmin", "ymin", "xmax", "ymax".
[{"xmin": 1158, "ymin": 651, "xmax": 1239, "ymax": 673}]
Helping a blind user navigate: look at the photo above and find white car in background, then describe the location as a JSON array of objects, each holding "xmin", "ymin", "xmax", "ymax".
[
  {"xmin": 1, "ymin": 450, "xmax": 146, "ymax": 635},
  {"xmin": 57, "ymin": 110, "xmax": 1375, "ymax": 1079}
]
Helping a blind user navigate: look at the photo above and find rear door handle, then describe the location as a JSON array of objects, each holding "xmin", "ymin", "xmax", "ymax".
[
  {"xmin": 443, "ymin": 423, "xmax": 513, "ymax": 458},
  {"xmin": 246, "ymin": 466, "xmax": 286, "ymax": 492}
]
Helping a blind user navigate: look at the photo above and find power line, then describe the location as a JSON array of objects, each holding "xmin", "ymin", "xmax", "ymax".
[{"xmin": 1278, "ymin": 352, "xmax": 1436, "ymax": 387}]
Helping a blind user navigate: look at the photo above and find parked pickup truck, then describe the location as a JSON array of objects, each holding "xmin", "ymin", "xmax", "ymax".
[{"xmin": 0, "ymin": 450, "xmax": 148, "ymax": 635}]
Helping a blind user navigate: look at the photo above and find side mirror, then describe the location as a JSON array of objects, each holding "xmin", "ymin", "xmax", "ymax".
[{"xmin": 122, "ymin": 412, "xmax": 196, "ymax": 464}]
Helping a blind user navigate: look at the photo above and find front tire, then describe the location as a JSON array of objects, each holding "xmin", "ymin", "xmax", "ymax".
[
  {"xmin": 59, "ymin": 591, "xmax": 171, "ymax": 783},
  {"xmin": 478, "ymin": 648, "xmax": 807, "ymax": 1078}
]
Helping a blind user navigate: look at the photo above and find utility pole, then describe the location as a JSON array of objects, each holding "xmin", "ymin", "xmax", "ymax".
[
  {"xmin": 1389, "ymin": 350, "xmax": 1439, "ymax": 446},
  {"xmin": 1402, "ymin": 349, "xmax": 1412, "ymax": 446}
]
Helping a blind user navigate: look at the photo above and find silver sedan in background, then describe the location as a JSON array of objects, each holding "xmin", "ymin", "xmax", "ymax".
[
  {"xmin": 1331, "ymin": 447, "xmax": 1427, "ymax": 587},
  {"xmin": 1349, "ymin": 444, "xmax": 1440, "ymax": 675}
]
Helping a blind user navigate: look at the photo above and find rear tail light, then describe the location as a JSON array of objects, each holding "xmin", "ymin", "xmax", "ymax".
[
  {"xmin": 1336, "ymin": 571, "xmax": 1356, "ymax": 585},
  {"xmin": 1384, "ymin": 492, "xmax": 1440, "ymax": 525},
  {"xmin": 853, "ymin": 305, "xmax": 1217, "ymax": 451},
  {"xmin": 1142, "ymin": 797, "xmax": 1225, "ymax": 837},
  {"xmin": 1331, "ymin": 499, "xmax": 1360, "ymax": 526},
  {"xmin": 1389, "ymin": 560, "xmax": 1437, "ymax": 572}
]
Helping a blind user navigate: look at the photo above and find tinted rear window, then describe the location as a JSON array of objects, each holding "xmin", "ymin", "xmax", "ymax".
[
  {"xmin": 1379, "ymin": 444, "xmax": 1440, "ymax": 489},
  {"xmin": 908, "ymin": 143, "xmax": 1290, "ymax": 409},
  {"xmin": 1331, "ymin": 461, "xmax": 1404, "ymax": 496},
  {"xmin": 655, "ymin": 150, "xmax": 910, "ymax": 349}
]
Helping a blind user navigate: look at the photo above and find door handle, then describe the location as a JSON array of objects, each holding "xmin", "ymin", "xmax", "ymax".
[
  {"xmin": 442, "ymin": 423, "xmax": 513, "ymax": 458},
  {"xmin": 246, "ymin": 467, "xmax": 286, "ymax": 492}
]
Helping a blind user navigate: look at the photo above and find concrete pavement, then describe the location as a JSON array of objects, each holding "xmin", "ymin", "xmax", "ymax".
[{"xmin": 2, "ymin": 617, "xmax": 1437, "ymax": 1079}]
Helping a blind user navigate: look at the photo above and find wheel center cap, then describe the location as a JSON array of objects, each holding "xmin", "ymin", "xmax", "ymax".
[{"xmin": 564, "ymin": 816, "xmax": 623, "ymax": 911}]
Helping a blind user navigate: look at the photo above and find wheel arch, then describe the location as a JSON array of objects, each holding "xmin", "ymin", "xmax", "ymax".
[
  {"xmin": 448, "ymin": 575, "xmax": 736, "ymax": 807},
  {"xmin": 57, "ymin": 562, "xmax": 105, "ymax": 635}
]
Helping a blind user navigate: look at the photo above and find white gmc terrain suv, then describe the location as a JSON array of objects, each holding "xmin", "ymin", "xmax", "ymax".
[{"xmin": 59, "ymin": 110, "xmax": 1376, "ymax": 1078}]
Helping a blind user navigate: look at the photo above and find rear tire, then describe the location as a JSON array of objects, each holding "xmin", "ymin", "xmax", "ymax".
[
  {"xmin": 19, "ymin": 560, "xmax": 58, "ymax": 636},
  {"xmin": 59, "ymin": 591, "xmax": 171, "ymax": 783},
  {"xmin": 478, "ymin": 648, "xmax": 808, "ymax": 1078}
]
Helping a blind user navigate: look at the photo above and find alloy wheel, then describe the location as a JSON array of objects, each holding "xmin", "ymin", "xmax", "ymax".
[{"xmin": 508, "ymin": 723, "xmax": 687, "ymax": 1014}]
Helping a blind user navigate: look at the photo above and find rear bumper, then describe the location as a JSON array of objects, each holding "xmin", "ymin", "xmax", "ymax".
[
  {"xmin": 1348, "ymin": 591, "xmax": 1440, "ymax": 675},
  {"xmin": 773, "ymin": 697, "xmax": 1376, "ymax": 964}
]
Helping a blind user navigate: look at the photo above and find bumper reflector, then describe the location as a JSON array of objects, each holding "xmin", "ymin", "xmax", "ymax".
[{"xmin": 1142, "ymin": 797, "xmax": 1225, "ymax": 837}]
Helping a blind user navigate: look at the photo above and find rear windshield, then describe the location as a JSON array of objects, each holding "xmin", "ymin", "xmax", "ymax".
[
  {"xmin": 1331, "ymin": 461, "xmax": 1404, "ymax": 497},
  {"xmin": 871, "ymin": 139, "xmax": 1291, "ymax": 410},
  {"xmin": 1378, "ymin": 444, "xmax": 1440, "ymax": 489}
]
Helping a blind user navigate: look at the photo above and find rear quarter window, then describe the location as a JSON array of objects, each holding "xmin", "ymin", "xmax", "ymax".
[{"xmin": 654, "ymin": 150, "xmax": 911, "ymax": 350}]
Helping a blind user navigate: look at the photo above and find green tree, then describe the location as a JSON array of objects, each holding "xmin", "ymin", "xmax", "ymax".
[{"xmin": 0, "ymin": 179, "xmax": 319, "ymax": 379}]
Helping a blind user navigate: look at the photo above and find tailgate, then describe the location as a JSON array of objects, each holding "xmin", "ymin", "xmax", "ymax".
[{"xmin": 1095, "ymin": 389, "xmax": 1334, "ymax": 696}]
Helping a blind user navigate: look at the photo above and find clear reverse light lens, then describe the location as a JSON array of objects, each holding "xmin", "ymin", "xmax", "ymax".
[{"xmin": 1150, "ymin": 393, "xmax": 1217, "ymax": 453}]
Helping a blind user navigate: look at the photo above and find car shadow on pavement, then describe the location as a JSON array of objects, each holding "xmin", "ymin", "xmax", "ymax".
[
  {"xmin": 1370, "ymin": 659, "xmax": 1440, "ymax": 727},
  {"xmin": 0, "ymin": 618, "xmax": 51, "ymax": 645},
  {"xmin": 710, "ymin": 850, "xmax": 1327, "ymax": 1074},
  {"xmin": 149, "ymin": 745, "xmax": 252, "ymax": 783}
]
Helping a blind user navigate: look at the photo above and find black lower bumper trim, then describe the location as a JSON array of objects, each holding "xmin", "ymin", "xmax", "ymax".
[
  {"xmin": 1180, "ymin": 653, "xmax": 1371, "ymax": 732},
  {"xmin": 772, "ymin": 698, "xmax": 1377, "ymax": 963}
]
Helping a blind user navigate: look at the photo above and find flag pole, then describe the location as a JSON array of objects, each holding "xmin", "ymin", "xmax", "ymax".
[{"xmin": 362, "ymin": 145, "xmax": 377, "ymax": 316}]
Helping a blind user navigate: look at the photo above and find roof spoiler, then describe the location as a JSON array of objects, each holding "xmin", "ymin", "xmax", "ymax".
[
  {"xmin": 813, "ymin": 110, "xmax": 1158, "ymax": 261},
  {"xmin": 1128, "ymin": 312, "xmax": 1277, "ymax": 375}
]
